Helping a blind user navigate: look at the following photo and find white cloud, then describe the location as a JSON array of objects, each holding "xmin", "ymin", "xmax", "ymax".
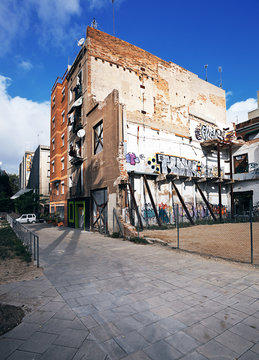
[
  {"xmin": 18, "ymin": 60, "xmax": 33, "ymax": 71},
  {"xmin": 0, "ymin": 1, "xmax": 30, "ymax": 57},
  {"xmin": 0, "ymin": 0, "xmax": 81, "ymax": 56},
  {"xmin": 227, "ymin": 98, "xmax": 257, "ymax": 124},
  {"xmin": 0, "ymin": 75, "xmax": 50, "ymax": 174}
]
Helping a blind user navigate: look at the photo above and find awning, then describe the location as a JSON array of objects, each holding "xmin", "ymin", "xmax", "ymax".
[
  {"xmin": 68, "ymin": 97, "xmax": 83, "ymax": 114},
  {"xmin": 11, "ymin": 188, "xmax": 32, "ymax": 200}
]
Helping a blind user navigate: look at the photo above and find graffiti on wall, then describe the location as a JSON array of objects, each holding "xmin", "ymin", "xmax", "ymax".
[
  {"xmin": 195, "ymin": 124, "xmax": 224, "ymax": 141},
  {"xmin": 156, "ymin": 153, "xmax": 203, "ymax": 177},
  {"xmin": 126, "ymin": 152, "xmax": 140, "ymax": 166},
  {"xmin": 126, "ymin": 152, "xmax": 223, "ymax": 177},
  {"xmin": 156, "ymin": 202, "xmax": 228, "ymax": 224},
  {"xmin": 141, "ymin": 203, "xmax": 155, "ymax": 220}
]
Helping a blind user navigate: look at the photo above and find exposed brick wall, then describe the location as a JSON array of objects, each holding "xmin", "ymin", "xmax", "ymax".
[{"xmin": 50, "ymin": 75, "xmax": 68, "ymax": 224}]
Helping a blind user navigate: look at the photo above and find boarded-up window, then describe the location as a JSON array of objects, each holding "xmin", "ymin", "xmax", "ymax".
[
  {"xmin": 94, "ymin": 121, "xmax": 103, "ymax": 154},
  {"xmin": 234, "ymin": 153, "xmax": 248, "ymax": 173}
]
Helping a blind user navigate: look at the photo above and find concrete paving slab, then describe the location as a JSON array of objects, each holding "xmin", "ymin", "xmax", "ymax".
[{"xmin": 1, "ymin": 224, "xmax": 259, "ymax": 359}]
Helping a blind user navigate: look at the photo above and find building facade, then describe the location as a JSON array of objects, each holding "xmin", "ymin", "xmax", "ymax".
[
  {"xmin": 232, "ymin": 91, "xmax": 259, "ymax": 214},
  {"xmin": 64, "ymin": 27, "xmax": 237, "ymax": 233},
  {"xmin": 27, "ymin": 145, "xmax": 50, "ymax": 198},
  {"xmin": 19, "ymin": 151, "xmax": 34, "ymax": 189},
  {"xmin": 49, "ymin": 71, "xmax": 68, "ymax": 224}
]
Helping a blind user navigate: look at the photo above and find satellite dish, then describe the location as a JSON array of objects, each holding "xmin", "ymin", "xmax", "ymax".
[
  {"xmin": 77, "ymin": 38, "xmax": 85, "ymax": 47},
  {"xmin": 77, "ymin": 129, "xmax": 85, "ymax": 138}
]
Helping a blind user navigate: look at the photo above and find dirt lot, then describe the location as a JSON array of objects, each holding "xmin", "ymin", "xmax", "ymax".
[
  {"xmin": 0, "ymin": 258, "xmax": 43, "ymax": 285},
  {"xmin": 143, "ymin": 222, "xmax": 259, "ymax": 264}
]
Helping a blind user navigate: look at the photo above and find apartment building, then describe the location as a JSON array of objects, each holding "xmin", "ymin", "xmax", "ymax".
[
  {"xmin": 64, "ymin": 27, "xmax": 238, "ymax": 234},
  {"xmin": 49, "ymin": 71, "xmax": 68, "ymax": 224}
]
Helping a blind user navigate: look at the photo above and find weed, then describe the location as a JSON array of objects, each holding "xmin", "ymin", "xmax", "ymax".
[
  {"xmin": 128, "ymin": 237, "xmax": 149, "ymax": 245},
  {"xmin": 0, "ymin": 224, "xmax": 31, "ymax": 262}
]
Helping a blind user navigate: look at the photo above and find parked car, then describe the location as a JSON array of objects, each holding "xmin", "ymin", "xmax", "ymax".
[{"xmin": 16, "ymin": 214, "xmax": 37, "ymax": 224}]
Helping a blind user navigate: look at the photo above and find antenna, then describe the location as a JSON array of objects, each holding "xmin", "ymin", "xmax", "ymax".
[
  {"xmin": 112, "ymin": 0, "xmax": 115, "ymax": 36},
  {"xmin": 91, "ymin": 18, "xmax": 98, "ymax": 29},
  {"xmin": 204, "ymin": 64, "xmax": 208, "ymax": 81},
  {"xmin": 218, "ymin": 66, "xmax": 222, "ymax": 88}
]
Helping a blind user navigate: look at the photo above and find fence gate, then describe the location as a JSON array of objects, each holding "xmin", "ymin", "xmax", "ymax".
[{"xmin": 91, "ymin": 188, "xmax": 107, "ymax": 234}]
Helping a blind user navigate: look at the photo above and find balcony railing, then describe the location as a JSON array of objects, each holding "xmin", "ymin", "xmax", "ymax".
[{"xmin": 69, "ymin": 184, "xmax": 84, "ymax": 198}]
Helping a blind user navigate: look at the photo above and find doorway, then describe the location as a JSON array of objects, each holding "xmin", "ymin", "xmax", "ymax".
[{"xmin": 91, "ymin": 188, "xmax": 108, "ymax": 234}]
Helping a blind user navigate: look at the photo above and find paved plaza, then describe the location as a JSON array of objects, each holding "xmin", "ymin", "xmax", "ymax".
[{"xmin": 0, "ymin": 224, "xmax": 259, "ymax": 359}]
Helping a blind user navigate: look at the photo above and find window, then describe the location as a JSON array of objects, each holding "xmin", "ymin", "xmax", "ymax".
[
  {"xmin": 69, "ymin": 89, "xmax": 73, "ymax": 102},
  {"xmin": 52, "ymin": 160, "xmax": 55, "ymax": 173},
  {"xmin": 47, "ymin": 169, "xmax": 50, "ymax": 177},
  {"xmin": 52, "ymin": 95, "xmax": 55, "ymax": 107},
  {"xmin": 234, "ymin": 153, "xmax": 248, "ymax": 174},
  {"xmin": 61, "ymin": 157, "xmax": 64, "ymax": 171},
  {"xmin": 93, "ymin": 121, "xmax": 103, "ymax": 154},
  {"xmin": 62, "ymin": 87, "xmax": 65, "ymax": 101},
  {"xmin": 52, "ymin": 116, "xmax": 55, "ymax": 128},
  {"xmin": 56, "ymin": 183, "xmax": 59, "ymax": 196},
  {"xmin": 61, "ymin": 133, "xmax": 65, "ymax": 147},
  {"xmin": 52, "ymin": 138, "xmax": 55, "ymax": 150},
  {"xmin": 62, "ymin": 110, "xmax": 65, "ymax": 123},
  {"xmin": 61, "ymin": 181, "xmax": 64, "ymax": 195}
]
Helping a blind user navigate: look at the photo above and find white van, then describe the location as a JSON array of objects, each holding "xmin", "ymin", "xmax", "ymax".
[{"xmin": 16, "ymin": 214, "xmax": 36, "ymax": 224}]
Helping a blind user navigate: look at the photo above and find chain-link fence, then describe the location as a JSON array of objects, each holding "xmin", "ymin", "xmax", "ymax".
[
  {"xmin": 6, "ymin": 214, "xmax": 40, "ymax": 267},
  {"xmin": 142, "ymin": 205, "xmax": 258, "ymax": 265}
]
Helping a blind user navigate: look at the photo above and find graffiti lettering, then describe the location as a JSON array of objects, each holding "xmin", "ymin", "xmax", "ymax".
[
  {"xmin": 195, "ymin": 124, "xmax": 224, "ymax": 141},
  {"xmin": 156, "ymin": 154, "xmax": 200, "ymax": 177}
]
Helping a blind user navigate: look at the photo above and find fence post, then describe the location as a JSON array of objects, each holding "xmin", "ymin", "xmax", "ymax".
[
  {"xmin": 33, "ymin": 235, "xmax": 36, "ymax": 261},
  {"xmin": 250, "ymin": 202, "xmax": 253, "ymax": 265},
  {"xmin": 176, "ymin": 204, "xmax": 179, "ymax": 249},
  {"xmin": 37, "ymin": 236, "xmax": 39, "ymax": 268}
]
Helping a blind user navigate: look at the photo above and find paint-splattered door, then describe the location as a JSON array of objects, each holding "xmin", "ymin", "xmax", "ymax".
[{"xmin": 91, "ymin": 188, "xmax": 108, "ymax": 234}]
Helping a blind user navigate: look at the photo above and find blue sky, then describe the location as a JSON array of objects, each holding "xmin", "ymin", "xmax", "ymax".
[{"xmin": 0, "ymin": 0, "xmax": 258, "ymax": 173}]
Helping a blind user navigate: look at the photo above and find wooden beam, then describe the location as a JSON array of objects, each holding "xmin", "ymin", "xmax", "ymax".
[
  {"xmin": 195, "ymin": 182, "xmax": 217, "ymax": 221},
  {"xmin": 143, "ymin": 175, "xmax": 162, "ymax": 227},
  {"xmin": 172, "ymin": 180, "xmax": 194, "ymax": 225},
  {"xmin": 127, "ymin": 182, "xmax": 143, "ymax": 230}
]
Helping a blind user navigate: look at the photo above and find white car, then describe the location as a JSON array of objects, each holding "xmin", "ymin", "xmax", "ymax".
[{"xmin": 16, "ymin": 214, "xmax": 36, "ymax": 224}]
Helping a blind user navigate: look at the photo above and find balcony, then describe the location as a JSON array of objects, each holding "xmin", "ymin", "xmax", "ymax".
[
  {"xmin": 74, "ymin": 84, "xmax": 82, "ymax": 100},
  {"xmin": 73, "ymin": 118, "xmax": 83, "ymax": 134},
  {"xmin": 69, "ymin": 146, "xmax": 83, "ymax": 166},
  {"xmin": 70, "ymin": 156, "xmax": 83, "ymax": 166},
  {"xmin": 69, "ymin": 183, "xmax": 84, "ymax": 198}
]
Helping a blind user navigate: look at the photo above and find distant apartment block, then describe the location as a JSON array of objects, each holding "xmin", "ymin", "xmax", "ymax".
[
  {"xmin": 19, "ymin": 151, "xmax": 34, "ymax": 189},
  {"xmin": 27, "ymin": 145, "xmax": 50, "ymax": 199}
]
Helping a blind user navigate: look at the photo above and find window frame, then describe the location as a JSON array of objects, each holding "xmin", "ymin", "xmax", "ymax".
[{"xmin": 93, "ymin": 120, "xmax": 103, "ymax": 155}]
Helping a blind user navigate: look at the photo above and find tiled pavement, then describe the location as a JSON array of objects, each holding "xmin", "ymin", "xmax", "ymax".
[{"xmin": 0, "ymin": 224, "xmax": 259, "ymax": 359}]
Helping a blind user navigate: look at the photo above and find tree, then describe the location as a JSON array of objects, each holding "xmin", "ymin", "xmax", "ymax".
[
  {"xmin": 0, "ymin": 171, "xmax": 14, "ymax": 212},
  {"xmin": 8, "ymin": 174, "xmax": 19, "ymax": 196},
  {"xmin": 14, "ymin": 191, "xmax": 40, "ymax": 215}
]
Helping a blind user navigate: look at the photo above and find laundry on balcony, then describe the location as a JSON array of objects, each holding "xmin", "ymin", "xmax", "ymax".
[{"xmin": 68, "ymin": 96, "xmax": 83, "ymax": 114}]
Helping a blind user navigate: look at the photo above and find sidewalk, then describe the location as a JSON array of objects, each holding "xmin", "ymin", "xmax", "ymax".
[{"xmin": 1, "ymin": 224, "xmax": 259, "ymax": 359}]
